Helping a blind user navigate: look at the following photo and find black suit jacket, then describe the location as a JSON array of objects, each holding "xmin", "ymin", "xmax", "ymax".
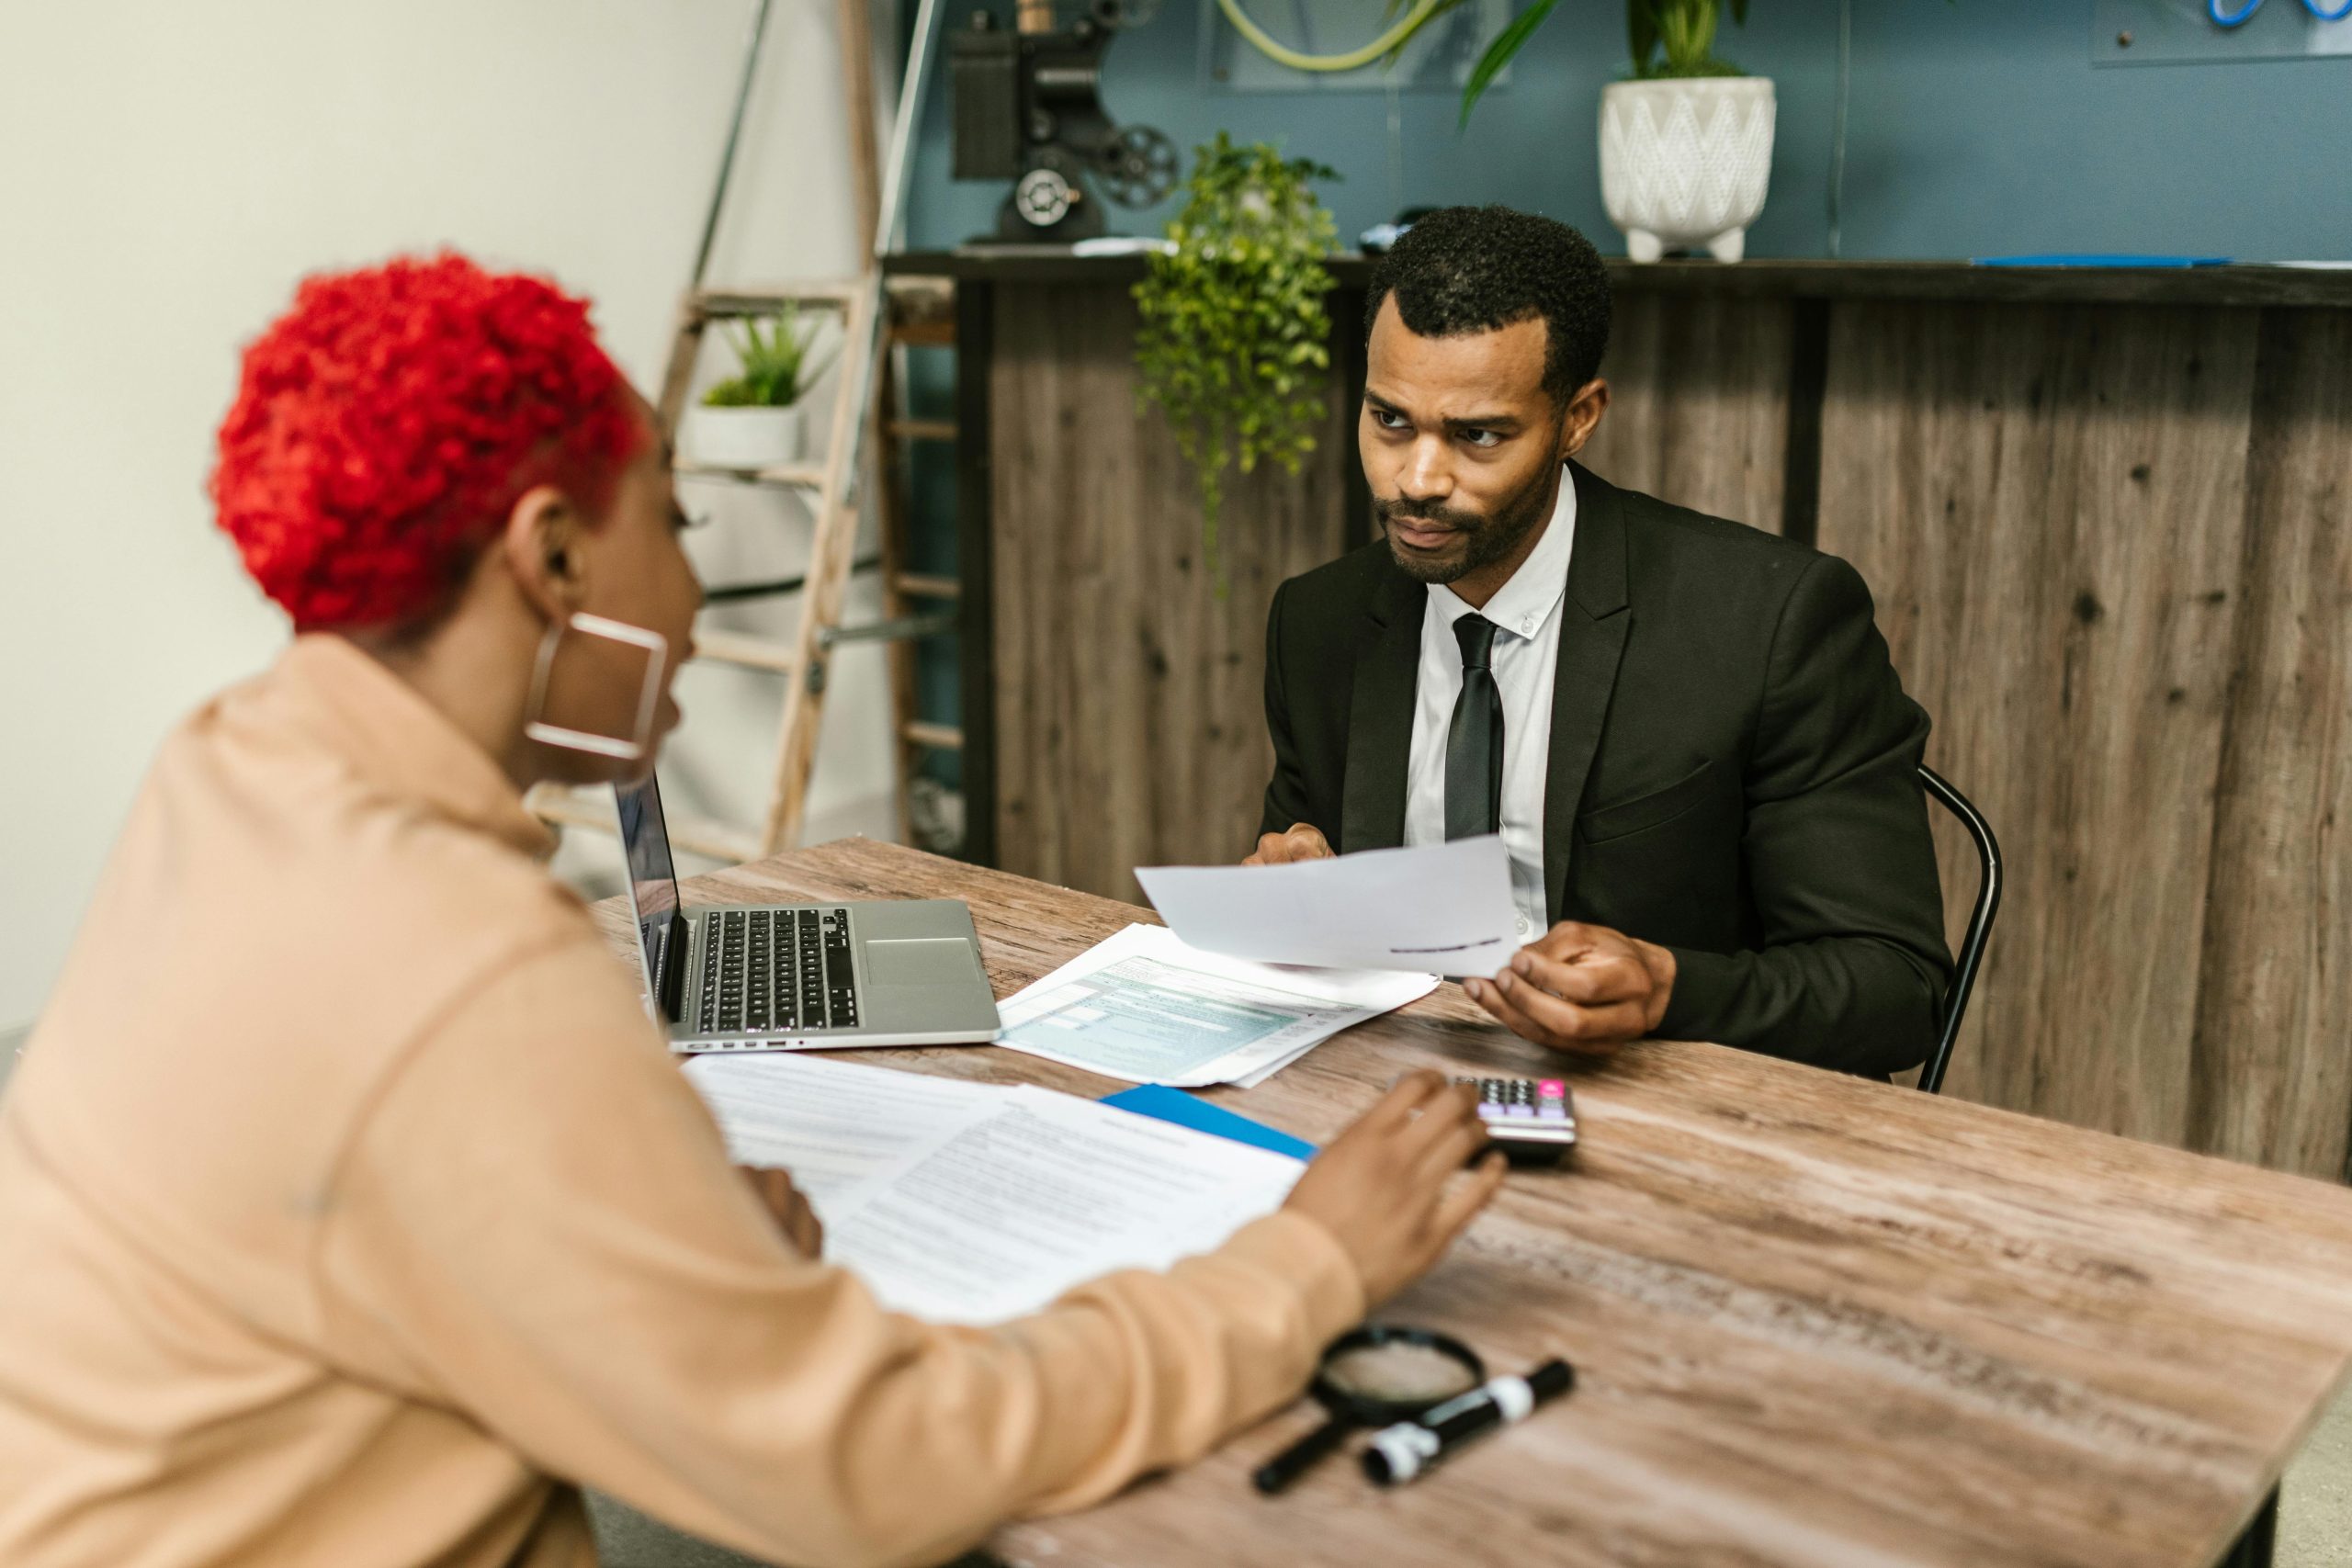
[{"xmin": 1260, "ymin": 464, "xmax": 1952, "ymax": 1076}]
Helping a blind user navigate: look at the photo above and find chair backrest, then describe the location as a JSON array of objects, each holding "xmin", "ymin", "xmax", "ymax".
[{"xmin": 1916, "ymin": 765, "xmax": 2003, "ymax": 1095}]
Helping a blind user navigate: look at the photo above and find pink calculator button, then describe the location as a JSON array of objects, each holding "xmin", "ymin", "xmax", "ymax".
[{"xmin": 1538, "ymin": 1080, "xmax": 1566, "ymax": 1099}]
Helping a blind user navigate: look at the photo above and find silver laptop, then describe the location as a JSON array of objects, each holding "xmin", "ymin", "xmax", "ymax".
[{"xmin": 616, "ymin": 775, "xmax": 1001, "ymax": 1054}]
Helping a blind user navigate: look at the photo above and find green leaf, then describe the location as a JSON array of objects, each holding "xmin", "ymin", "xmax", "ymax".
[
  {"xmin": 1655, "ymin": 0, "xmax": 1717, "ymax": 73},
  {"xmin": 713, "ymin": 305, "xmax": 830, "ymax": 407},
  {"xmin": 1461, "ymin": 0, "xmax": 1561, "ymax": 127},
  {"xmin": 1628, "ymin": 0, "xmax": 1657, "ymax": 73}
]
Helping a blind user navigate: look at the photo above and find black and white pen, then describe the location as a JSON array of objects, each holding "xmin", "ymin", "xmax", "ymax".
[{"xmin": 1361, "ymin": 1359, "xmax": 1574, "ymax": 1486}]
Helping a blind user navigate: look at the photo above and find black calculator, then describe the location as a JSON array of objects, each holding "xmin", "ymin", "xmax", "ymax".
[{"xmin": 1455, "ymin": 1077, "xmax": 1579, "ymax": 1165}]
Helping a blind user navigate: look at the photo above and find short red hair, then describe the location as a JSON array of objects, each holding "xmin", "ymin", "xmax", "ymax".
[{"xmin": 211, "ymin": 254, "xmax": 645, "ymax": 630}]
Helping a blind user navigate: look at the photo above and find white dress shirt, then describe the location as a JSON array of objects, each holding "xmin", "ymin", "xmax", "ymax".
[{"xmin": 1403, "ymin": 468, "xmax": 1577, "ymax": 943}]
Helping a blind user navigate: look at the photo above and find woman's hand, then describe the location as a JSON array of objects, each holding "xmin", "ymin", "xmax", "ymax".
[
  {"xmin": 739, "ymin": 1165, "xmax": 824, "ymax": 1258},
  {"xmin": 1281, "ymin": 1071, "xmax": 1505, "ymax": 1306}
]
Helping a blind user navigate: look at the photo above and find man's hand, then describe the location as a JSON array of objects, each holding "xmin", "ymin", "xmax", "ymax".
[
  {"xmin": 739, "ymin": 1165, "xmax": 824, "ymax": 1258},
  {"xmin": 1244, "ymin": 823, "xmax": 1336, "ymax": 866},
  {"xmin": 1464, "ymin": 921, "xmax": 1676, "ymax": 1056},
  {"xmin": 1282, "ymin": 1071, "xmax": 1505, "ymax": 1306}
]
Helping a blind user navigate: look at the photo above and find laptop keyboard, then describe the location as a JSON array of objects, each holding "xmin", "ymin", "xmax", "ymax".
[{"xmin": 697, "ymin": 908, "xmax": 859, "ymax": 1036}]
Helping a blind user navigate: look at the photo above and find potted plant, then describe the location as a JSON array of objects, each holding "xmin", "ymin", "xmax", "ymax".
[
  {"xmin": 1133, "ymin": 133, "xmax": 1339, "ymax": 589},
  {"xmin": 688, "ymin": 308, "xmax": 836, "ymax": 469},
  {"xmin": 1458, "ymin": 0, "xmax": 1773, "ymax": 263}
]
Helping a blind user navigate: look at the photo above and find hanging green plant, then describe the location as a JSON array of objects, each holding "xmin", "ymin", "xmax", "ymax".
[{"xmin": 1134, "ymin": 133, "xmax": 1339, "ymax": 591}]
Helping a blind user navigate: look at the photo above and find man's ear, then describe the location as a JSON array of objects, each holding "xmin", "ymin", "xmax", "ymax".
[
  {"xmin": 1557, "ymin": 378, "xmax": 1611, "ymax": 462},
  {"xmin": 501, "ymin": 484, "xmax": 588, "ymax": 626}
]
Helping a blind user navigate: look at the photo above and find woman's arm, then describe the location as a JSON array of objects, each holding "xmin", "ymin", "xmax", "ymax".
[{"xmin": 316, "ymin": 940, "xmax": 1371, "ymax": 1568}]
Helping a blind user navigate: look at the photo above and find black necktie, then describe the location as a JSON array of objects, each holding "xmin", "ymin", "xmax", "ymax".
[{"xmin": 1444, "ymin": 614, "xmax": 1503, "ymax": 840}]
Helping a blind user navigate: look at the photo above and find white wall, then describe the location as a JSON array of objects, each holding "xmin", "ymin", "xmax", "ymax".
[{"xmin": 0, "ymin": 0, "xmax": 902, "ymax": 1030}]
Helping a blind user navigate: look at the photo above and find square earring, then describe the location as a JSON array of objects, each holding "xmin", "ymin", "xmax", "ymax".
[{"xmin": 523, "ymin": 612, "xmax": 670, "ymax": 761}]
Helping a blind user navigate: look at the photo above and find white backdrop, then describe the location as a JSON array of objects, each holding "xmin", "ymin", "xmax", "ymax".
[{"xmin": 0, "ymin": 0, "xmax": 900, "ymax": 1031}]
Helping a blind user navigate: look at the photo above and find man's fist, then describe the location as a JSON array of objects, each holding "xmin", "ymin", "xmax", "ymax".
[
  {"xmin": 1244, "ymin": 823, "xmax": 1336, "ymax": 866},
  {"xmin": 1464, "ymin": 921, "xmax": 1676, "ymax": 1055}
]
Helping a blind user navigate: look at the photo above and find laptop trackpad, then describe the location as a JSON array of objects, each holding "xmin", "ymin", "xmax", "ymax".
[{"xmin": 866, "ymin": 937, "xmax": 982, "ymax": 988}]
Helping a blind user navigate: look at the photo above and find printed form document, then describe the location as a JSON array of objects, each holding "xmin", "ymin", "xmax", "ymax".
[
  {"xmin": 993, "ymin": 923, "xmax": 1434, "ymax": 1088},
  {"xmin": 685, "ymin": 1053, "xmax": 1305, "ymax": 1325}
]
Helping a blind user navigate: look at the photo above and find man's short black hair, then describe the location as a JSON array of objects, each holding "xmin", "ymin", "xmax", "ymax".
[{"xmin": 1365, "ymin": 207, "xmax": 1611, "ymax": 403}]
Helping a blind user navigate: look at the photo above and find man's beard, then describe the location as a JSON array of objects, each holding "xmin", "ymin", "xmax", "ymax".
[{"xmin": 1375, "ymin": 463, "xmax": 1559, "ymax": 585}]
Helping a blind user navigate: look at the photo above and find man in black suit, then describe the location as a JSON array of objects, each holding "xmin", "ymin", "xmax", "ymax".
[{"xmin": 1250, "ymin": 207, "xmax": 1950, "ymax": 1076}]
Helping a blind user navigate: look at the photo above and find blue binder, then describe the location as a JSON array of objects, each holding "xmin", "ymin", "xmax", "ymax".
[{"xmin": 1972, "ymin": 254, "xmax": 2230, "ymax": 268}]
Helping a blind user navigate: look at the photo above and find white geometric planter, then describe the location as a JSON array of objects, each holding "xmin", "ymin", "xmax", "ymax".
[
  {"xmin": 1599, "ymin": 76, "xmax": 1776, "ymax": 264},
  {"xmin": 685, "ymin": 404, "xmax": 805, "ymax": 470}
]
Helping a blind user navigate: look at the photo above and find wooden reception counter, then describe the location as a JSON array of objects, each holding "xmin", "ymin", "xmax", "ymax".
[{"xmin": 888, "ymin": 250, "xmax": 2352, "ymax": 1182}]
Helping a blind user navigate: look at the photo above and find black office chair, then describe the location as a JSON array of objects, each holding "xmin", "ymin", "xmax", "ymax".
[{"xmin": 1915, "ymin": 765, "xmax": 2003, "ymax": 1095}]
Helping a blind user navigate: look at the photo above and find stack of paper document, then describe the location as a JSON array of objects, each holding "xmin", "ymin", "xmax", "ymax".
[
  {"xmin": 991, "ymin": 923, "xmax": 1435, "ymax": 1088},
  {"xmin": 685, "ymin": 1053, "xmax": 1307, "ymax": 1325}
]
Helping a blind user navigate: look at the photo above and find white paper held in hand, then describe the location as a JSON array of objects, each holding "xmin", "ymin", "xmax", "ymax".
[{"xmin": 1136, "ymin": 834, "xmax": 1522, "ymax": 975}]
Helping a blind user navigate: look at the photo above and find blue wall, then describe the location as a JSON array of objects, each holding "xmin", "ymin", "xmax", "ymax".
[{"xmin": 907, "ymin": 0, "xmax": 2352, "ymax": 261}]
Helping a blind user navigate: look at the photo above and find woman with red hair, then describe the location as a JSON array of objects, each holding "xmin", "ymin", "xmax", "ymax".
[{"xmin": 0, "ymin": 254, "xmax": 1501, "ymax": 1568}]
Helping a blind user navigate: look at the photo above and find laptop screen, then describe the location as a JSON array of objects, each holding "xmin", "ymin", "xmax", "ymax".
[{"xmin": 616, "ymin": 776, "xmax": 683, "ymax": 1017}]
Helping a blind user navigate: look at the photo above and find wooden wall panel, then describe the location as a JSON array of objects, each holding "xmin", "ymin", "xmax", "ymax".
[
  {"xmin": 1577, "ymin": 291, "xmax": 1794, "ymax": 534},
  {"xmin": 1818, "ymin": 303, "xmax": 2261, "ymax": 1153},
  {"xmin": 2187, "ymin": 310, "xmax": 2352, "ymax": 1177},
  {"xmin": 988, "ymin": 288, "xmax": 1352, "ymax": 903}
]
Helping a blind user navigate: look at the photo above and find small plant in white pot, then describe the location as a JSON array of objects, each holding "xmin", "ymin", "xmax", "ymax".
[
  {"xmin": 1450, "ymin": 0, "xmax": 1774, "ymax": 264},
  {"xmin": 687, "ymin": 308, "xmax": 835, "ymax": 469},
  {"xmin": 1600, "ymin": 1, "xmax": 1772, "ymax": 262}
]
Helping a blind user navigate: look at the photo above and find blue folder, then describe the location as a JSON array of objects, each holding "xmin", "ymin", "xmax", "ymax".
[
  {"xmin": 1971, "ymin": 254, "xmax": 2230, "ymax": 268},
  {"xmin": 1101, "ymin": 1085, "xmax": 1317, "ymax": 1161}
]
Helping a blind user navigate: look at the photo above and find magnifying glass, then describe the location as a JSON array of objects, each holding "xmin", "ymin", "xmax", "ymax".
[{"xmin": 1252, "ymin": 1325, "xmax": 1485, "ymax": 1495}]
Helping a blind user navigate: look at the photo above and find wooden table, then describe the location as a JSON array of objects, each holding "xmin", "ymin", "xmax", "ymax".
[{"xmin": 592, "ymin": 840, "xmax": 2352, "ymax": 1568}]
